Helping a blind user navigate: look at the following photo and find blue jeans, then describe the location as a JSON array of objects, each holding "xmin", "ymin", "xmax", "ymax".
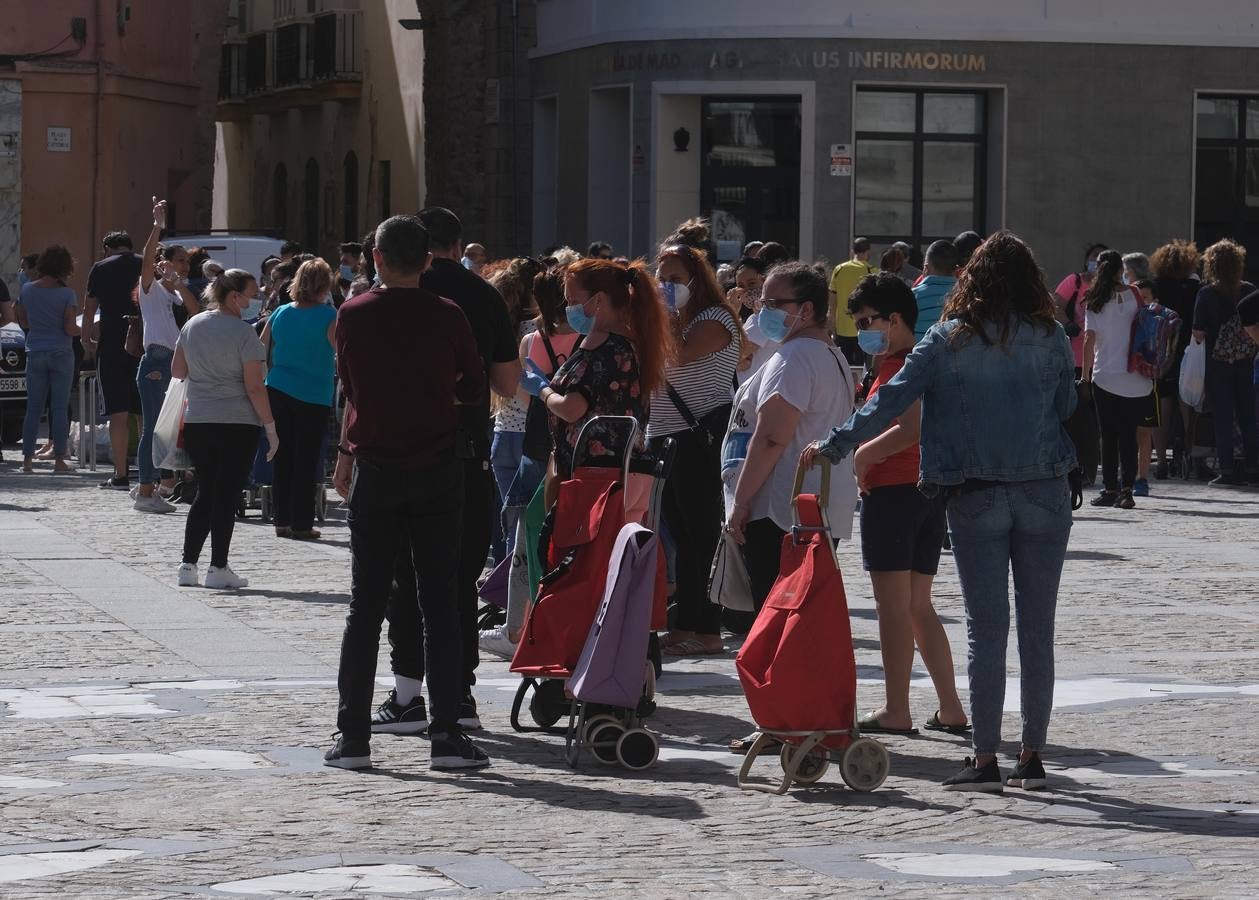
[
  {"xmin": 946, "ymin": 476, "xmax": 1072, "ymax": 755},
  {"xmin": 22, "ymin": 348, "xmax": 75, "ymax": 458},
  {"xmin": 136, "ymin": 345, "xmax": 174, "ymax": 484},
  {"xmin": 491, "ymin": 430, "xmax": 526, "ymax": 555}
]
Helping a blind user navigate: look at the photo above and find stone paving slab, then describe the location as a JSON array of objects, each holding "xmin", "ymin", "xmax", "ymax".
[{"xmin": 1, "ymin": 463, "xmax": 1258, "ymax": 896}]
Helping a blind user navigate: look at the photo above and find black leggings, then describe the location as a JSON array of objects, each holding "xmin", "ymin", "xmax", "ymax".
[
  {"xmin": 1094, "ymin": 385, "xmax": 1141, "ymax": 491},
  {"xmin": 267, "ymin": 387, "xmax": 329, "ymax": 530},
  {"xmin": 182, "ymin": 422, "xmax": 259, "ymax": 568}
]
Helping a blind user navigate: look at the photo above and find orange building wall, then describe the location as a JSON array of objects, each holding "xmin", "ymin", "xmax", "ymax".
[{"xmin": 1, "ymin": 0, "xmax": 222, "ymax": 297}]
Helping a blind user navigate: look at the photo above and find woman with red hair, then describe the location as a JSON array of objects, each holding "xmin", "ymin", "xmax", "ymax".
[{"xmin": 519, "ymin": 258, "xmax": 673, "ymax": 502}]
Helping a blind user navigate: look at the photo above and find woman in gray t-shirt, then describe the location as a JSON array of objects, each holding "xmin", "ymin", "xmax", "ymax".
[{"xmin": 171, "ymin": 269, "xmax": 278, "ymax": 590}]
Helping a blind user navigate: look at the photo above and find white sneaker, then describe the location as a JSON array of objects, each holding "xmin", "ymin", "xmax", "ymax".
[
  {"xmin": 129, "ymin": 485, "xmax": 140, "ymax": 500},
  {"xmin": 134, "ymin": 494, "xmax": 176, "ymax": 514},
  {"xmin": 177, "ymin": 563, "xmax": 200, "ymax": 587},
  {"xmin": 478, "ymin": 624, "xmax": 517, "ymax": 660},
  {"xmin": 157, "ymin": 483, "xmax": 176, "ymax": 499},
  {"xmin": 204, "ymin": 566, "xmax": 249, "ymax": 590}
]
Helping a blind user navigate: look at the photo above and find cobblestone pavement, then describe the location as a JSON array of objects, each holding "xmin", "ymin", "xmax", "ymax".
[{"xmin": 2, "ymin": 459, "xmax": 1258, "ymax": 897}]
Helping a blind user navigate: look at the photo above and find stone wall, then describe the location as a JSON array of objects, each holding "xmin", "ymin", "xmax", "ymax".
[{"xmin": 418, "ymin": 0, "xmax": 535, "ymax": 257}]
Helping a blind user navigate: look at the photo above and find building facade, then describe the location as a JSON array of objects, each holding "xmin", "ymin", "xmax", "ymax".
[
  {"xmin": 0, "ymin": 0, "xmax": 225, "ymax": 297},
  {"xmin": 530, "ymin": 0, "xmax": 1259, "ymax": 280},
  {"xmin": 213, "ymin": 0, "xmax": 425, "ymax": 260}
]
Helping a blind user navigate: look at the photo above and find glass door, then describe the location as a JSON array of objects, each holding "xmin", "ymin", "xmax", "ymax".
[
  {"xmin": 701, "ymin": 97, "xmax": 802, "ymax": 262},
  {"xmin": 1195, "ymin": 95, "xmax": 1259, "ymax": 283}
]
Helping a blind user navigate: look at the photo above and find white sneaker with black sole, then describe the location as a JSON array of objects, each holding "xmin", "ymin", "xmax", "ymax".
[
  {"xmin": 176, "ymin": 563, "xmax": 200, "ymax": 587},
  {"xmin": 323, "ymin": 734, "xmax": 372, "ymax": 770},
  {"xmin": 204, "ymin": 565, "xmax": 249, "ymax": 589},
  {"xmin": 370, "ymin": 690, "xmax": 429, "ymax": 734},
  {"xmin": 942, "ymin": 756, "xmax": 1004, "ymax": 793},
  {"xmin": 429, "ymin": 727, "xmax": 490, "ymax": 771}
]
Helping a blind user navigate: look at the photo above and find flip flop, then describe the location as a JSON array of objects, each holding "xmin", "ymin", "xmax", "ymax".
[
  {"xmin": 729, "ymin": 732, "xmax": 782, "ymax": 756},
  {"xmin": 857, "ymin": 711, "xmax": 918, "ymax": 736},
  {"xmin": 663, "ymin": 638, "xmax": 725, "ymax": 657},
  {"xmin": 923, "ymin": 711, "xmax": 971, "ymax": 735}
]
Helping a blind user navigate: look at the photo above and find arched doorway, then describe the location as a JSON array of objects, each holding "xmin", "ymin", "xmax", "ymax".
[
  {"xmin": 273, "ymin": 162, "xmax": 288, "ymax": 235},
  {"xmin": 343, "ymin": 152, "xmax": 359, "ymax": 241},
  {"xmin": 304, "ymin": 158, "xmax": 319, "ymax": 253}
]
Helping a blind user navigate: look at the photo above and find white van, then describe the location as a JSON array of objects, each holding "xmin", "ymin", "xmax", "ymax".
[{"xmin": 171, "ymin": 234, "xmax": 286, "ymax": 282}]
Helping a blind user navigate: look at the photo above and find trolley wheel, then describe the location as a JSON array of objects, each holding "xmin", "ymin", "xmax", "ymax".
[
  {"xmin": 840, "ymin": 737, "xmax": 890, "ymax": 792},
  {"xmin": 528, "ymin": 678, "xmax": 567, "ymax": 729},
  {"xmin": 616, "ymin": 728, "xmax": 659, "ymax": 771},
  {"xmin": 581, "ymin": 714, "xmax": 619, "ymax": 746},
  {"xmin": 588, "ymin": 721, "xmax": 624, "ymax": 765},
  {"xmin": 259, "ymin": 486, "xmax": 272, "ymax": 522},
  {"xmin": 781, "ymin": 743, "xmax": 830, "ymax": 785}
]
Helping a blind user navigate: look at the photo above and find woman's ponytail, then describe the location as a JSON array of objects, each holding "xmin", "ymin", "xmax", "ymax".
[
  {"xmin": 1084, "ymin": 249, "xmax": 1124, "ymax": 314},
  {"xmin": 625, "ymin": 263, "xmax": 674, "ymax": 397}
]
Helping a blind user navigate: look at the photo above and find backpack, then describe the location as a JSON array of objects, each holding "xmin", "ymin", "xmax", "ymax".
[
  {"xmin": 1212, "ymin": 309, "xmax": 1259, "ymax": 364},
  {"xmin": 1127, "ymin": 290, "xmax": 1182, "ymax": 379}
]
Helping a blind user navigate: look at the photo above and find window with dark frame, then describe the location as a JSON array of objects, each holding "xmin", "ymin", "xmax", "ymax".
[
  {"xmin": 853, "ymin": 88, "xmax": 987, "ymax": 255},
  {"xmin": 1194, "ymin": 95, "xmax": 1259, "ymax": 283}
]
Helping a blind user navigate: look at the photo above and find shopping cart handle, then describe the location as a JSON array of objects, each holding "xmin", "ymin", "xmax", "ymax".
[{"xmin": 792, "ymin": 456, "xmax": 831, "ymax": 504}]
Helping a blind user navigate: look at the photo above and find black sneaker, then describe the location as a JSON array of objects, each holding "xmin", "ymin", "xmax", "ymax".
[
  {"xmin": 99, "ymin": 475, "xmax": 130, "ymax": 490},
  {"xmin": 429, "ymin": 727, "xmax": 491, "ymax": 771},
  {"xmin": 1154, "ymin": 460, "xmax": 1169, "ymax": 481},
  {"xmin": 457, "ymin": 692, "xmax": 482, "ymax": 730},
  {"xmin": 1090, "ymin": 490, "xmax": 1118, "ymax": 507},
  {"xmin": 1115, "ymin": 489, "xmax": 1136, "ymax": 510},
  {"xmin": 370, "ymin": 690, "xmax": 429, "ymax": 734},
  {"xmin": 1006, "ymin": 754, "xmax": 1048, "ymax": 790},
  {"xmin": 942, "ymin": 756, "xmax": 1003, "ymax": 792},
  {"xmin": 323, "ymin": 734, "xmax": 371, "ymax": 770}
]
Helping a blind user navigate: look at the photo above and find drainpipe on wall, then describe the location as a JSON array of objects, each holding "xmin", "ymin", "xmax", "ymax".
[{"xmin": 91, "ymin": 0, "xmax": 105, "ymax": 256}]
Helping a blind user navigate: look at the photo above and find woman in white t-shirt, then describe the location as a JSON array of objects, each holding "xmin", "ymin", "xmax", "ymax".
[
  {"xmin": 648, "ymin": 243, "xmax": 743, "ymax": 656},
  {"xmin": 723, "ymin": 261, "xmax": 856, "ymax": 616},
  {"xmin": 134, "ymin": 198, "xmax": 200, "ymax": 513},
  {"xmin": 1082, "ymin": 250, "xmax": 1154, "ymax": 509}
]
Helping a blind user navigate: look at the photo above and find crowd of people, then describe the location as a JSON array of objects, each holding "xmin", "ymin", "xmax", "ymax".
[{"xmin": 6, "ymin": 200, "xmax": 1259, "ymax": 789}]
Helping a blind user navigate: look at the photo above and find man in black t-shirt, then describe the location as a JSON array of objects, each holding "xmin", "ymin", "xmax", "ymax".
[
  {"xmin": 82, "ymin": 231, "xmax": 143, "ymax": 488},
  {"xmin": 371, "ymin": 207, "xmax": 520, "ymax": 735}
]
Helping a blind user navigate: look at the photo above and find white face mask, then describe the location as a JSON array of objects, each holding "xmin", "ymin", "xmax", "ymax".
[{"xmin": 659, "ymin": 280, "xmax": 691, "ymax": 311}]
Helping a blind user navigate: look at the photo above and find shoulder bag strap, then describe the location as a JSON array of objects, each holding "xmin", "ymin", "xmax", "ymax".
[
  {"xmin": 537, "ymin": 329, "xmax": 560, "ymax": 372},
  {"xmin": 665, "ymin": 381, "xmax": 703, "ymax": 433}
]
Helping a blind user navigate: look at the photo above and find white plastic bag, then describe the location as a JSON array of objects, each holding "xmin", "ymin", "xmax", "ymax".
[
  {"xmin": 1179, "ymin": 340, "xmax": 1206, "ymax": 411},
  {"xmin": 152, "ymin": 377, "xmax": 190, "ymax": 470}
]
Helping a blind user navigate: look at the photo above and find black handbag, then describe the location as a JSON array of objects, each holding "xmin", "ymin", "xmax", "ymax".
[
  {"xmin": 664, "ymin": 382, "xmax": 730, "ymax": 447},
  {"xmin": 522, "ymin": 330, "xmax": 561, "ymax": 461}
]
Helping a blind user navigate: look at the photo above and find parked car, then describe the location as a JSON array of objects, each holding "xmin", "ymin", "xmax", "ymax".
[
  {"xmin": 172, "ymin": 234, "xmax": 285, "ymax": 282},
  {"xmin": 0, "ymin": 321, "xmax": 27, "ymax": 447}
]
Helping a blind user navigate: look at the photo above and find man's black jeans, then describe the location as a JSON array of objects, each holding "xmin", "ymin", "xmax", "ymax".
[
  {"xmin": 387, "ymin": 458, "xmax": 494, "ymax": 690},
  {"xmin": 336, "ymin": 456, "xmax": 464, "ymax": 740}
]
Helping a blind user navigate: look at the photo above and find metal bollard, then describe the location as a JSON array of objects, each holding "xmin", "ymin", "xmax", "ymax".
[{"xmin": 77, "ymin": 371, "xmax": 98, "ymax": 472}]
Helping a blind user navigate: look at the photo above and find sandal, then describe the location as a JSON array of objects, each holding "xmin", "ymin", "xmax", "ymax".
[
  {"xmin": 662, "ymin": 638, "xmax": 724, "ymax": 657},
  {"xmin": 857, "ymin": 710, "xmax": 918, "ymax": 736},
  {"xmin": 729, "ymin": 731, "xmax": 782, "ymax": 756},
  {"xmin": 924, "ymin": 711, "xmax": 971, "ymax": 735},
  {"xmin": 659, "ymin": 630, "xmax": 695, "ymax": 648}
]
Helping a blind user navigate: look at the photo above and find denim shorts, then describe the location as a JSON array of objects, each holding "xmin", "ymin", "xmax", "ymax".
[{"xmin": 859, "ymin": 483, "xmax": 947, "ymax": 574}]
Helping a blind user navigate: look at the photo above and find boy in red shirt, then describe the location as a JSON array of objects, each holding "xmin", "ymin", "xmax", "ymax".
[{"xmin": 847, "ymin": 274, "xmax": 968, "ymax": 736}]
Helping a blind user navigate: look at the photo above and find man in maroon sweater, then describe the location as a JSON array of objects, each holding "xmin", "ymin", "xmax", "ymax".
[{"xmin": 326, "ymin": 214, "xmax": 490, "ymax": 772}]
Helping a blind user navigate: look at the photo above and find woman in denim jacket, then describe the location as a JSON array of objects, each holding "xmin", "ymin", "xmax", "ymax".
[{"xmin": 804, "ymin": 232, "xmax": 1077, "ymax": 793}]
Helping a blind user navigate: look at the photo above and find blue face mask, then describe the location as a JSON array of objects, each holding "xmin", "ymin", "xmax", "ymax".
[
  {"xmin": 17, "ymin": 270, "xmax": 29, "ymax": 289},
  {"xmin": 1086, "ymin": 259, "xmax": 1098, "ymax": 274},
  {"xmin": 339, "ymin": 264, "xmax": 355, "ymax": 281},
  {"xmin": 858, "ymin": 328, "xmax": 890, "ymax": 356},
  {"xmin": 759, "ymin": 305, "xmax": 800, "ymax": 343},
  {"xmin": 566, "ymin": 301, "xmax": 596, "ymax": 334}
]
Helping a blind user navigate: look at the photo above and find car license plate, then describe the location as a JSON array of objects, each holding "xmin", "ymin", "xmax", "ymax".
[{"xmin": 0, "ymin": 376, "xmax": 25, "ymax": 393}]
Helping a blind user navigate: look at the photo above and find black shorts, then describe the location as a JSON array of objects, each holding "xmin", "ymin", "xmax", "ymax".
[
  {"xmin": 1138, "ymin": 387, "xmax": 1159, "ymax": 428},
  {"xmin": 859, "ymin": 483, "xmax": 947, "ymax": 575},
  {"xmin": 96, "ymin": 341, "xmax": 141, "ymax": 416}
]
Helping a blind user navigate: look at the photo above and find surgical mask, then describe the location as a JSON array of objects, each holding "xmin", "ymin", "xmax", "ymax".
[
  {"xmin": 858, "ymin": 329, "xmax": 890, "ymax": 356},
  {"xmin": 461, "ymin": 256, "xmax": 477, "ymax": 271},
  {"xmin": 758, "ymin": 306, "xmax": 799, "ymax": 343},
  {"xmin": 565, "ymin": 301, "xmax": 596, "ymax": 334},
  {"xmin": 17, "ymin": 270, "xmax": 29, "ymax": 289},
  {"xmin": 339, "ymin": 264, "xmax": 355, "ymax": 281},
  {"xmin": 660, "ymin": 280, "xmax": 690, "ymax": 311},
  {"xmin": 1086, "ymin": 260, "xmax": 1098, "ymax": 274}
]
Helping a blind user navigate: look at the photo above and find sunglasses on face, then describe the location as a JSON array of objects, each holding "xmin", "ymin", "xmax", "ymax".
[
  {"xmin": 855, "ymin": 313, "xmax": 888, "ymax": 331},
  {"xmin": 761, "ymin": 297, "xmax": 800, "ymax": 310}
]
